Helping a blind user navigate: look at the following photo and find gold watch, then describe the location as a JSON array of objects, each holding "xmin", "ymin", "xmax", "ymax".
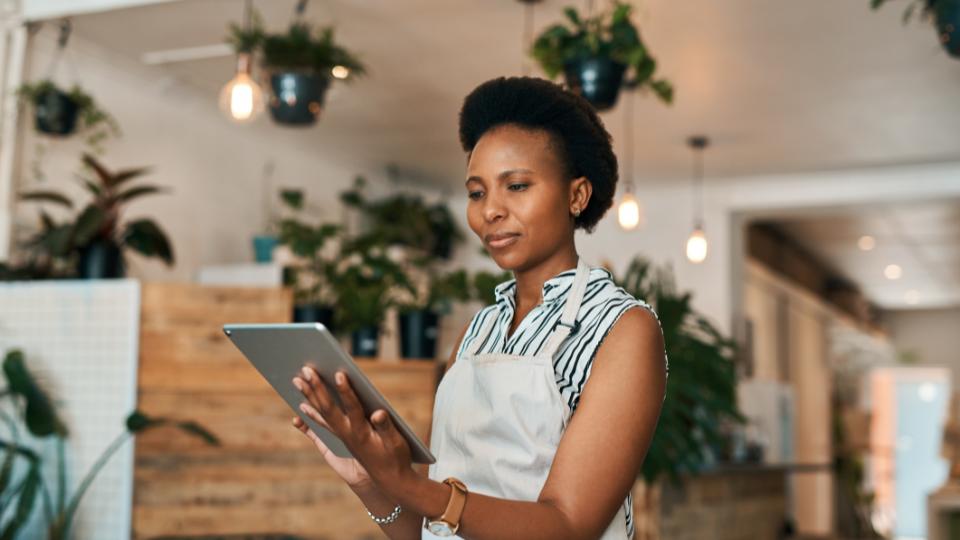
[{"xmin": 424, "ymin": 477, "xmax": 468, "ymax": 537}]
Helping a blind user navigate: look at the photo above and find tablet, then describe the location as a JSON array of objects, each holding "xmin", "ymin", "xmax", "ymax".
[{"xmin": 223, "ymin": 322, "xmax": 436, "ymax": 464}]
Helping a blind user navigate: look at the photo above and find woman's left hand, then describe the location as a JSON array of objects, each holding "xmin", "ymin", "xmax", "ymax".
[{"xmin": 293, "ymin": 366, "xmax": 416, "ymax": 497}]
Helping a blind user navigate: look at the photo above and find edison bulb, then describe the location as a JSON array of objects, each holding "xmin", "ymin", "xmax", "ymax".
[
  {"xmin": 617, "ymin": 193, "xmax": 643, "ymax": 230},
  {"xmin": 332, "ymin": 65, "xmax": 350, "ymax": 79},
  {"xmin": 686, "ymin": 226, "xmax": 708, "ymax": 263},
  {"xmin": 219, "ymin": 54, "xmax": 264, "ymax": 123}
]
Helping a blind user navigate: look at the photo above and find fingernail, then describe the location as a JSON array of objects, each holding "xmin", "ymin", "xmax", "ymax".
[
  {"xmin": 292, "ymin": 378, "xmax": 302, "ymax": 390},
  {"xmin": 299, "ymin": 403, "xmax": 308, "ymax": 412},
  {"xmin": 336, "ymin": 372, "xmax": 345, "ymax": 385},
  {"xmin": 301, "ymin": 367, "xmax": 312, "ymax": 381}
]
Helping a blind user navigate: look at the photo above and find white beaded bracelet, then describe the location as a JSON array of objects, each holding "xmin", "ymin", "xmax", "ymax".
[{"xmin": 366, "ymin": 503, "xmax": 402, "ymax": 525}]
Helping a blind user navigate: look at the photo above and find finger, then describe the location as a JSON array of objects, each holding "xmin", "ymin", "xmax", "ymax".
[
  {"xmin": 370, "ymin": 409, "xmax": 405, "ymax": 447},
  {"xmin": 292, "ymin": 416, "xmax": 335, "ymax": 457},
  {"xmin": 333, "ymin": 371, "xmax": 368, "ymax": 427},
  {"xmin": 298, "ymin": 402, "xmax": 336, "ymax": 433},
  {"xmin": 297, "ymin": 367, "xmax": 337, "ymax": 419}
]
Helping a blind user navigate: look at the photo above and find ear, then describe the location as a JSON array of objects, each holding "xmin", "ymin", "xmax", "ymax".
[{"xmin": 569, "ymin": 176, "xmax": 593, "ymax": 216}]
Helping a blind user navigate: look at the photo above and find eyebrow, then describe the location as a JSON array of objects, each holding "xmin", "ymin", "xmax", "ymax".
[{"xmin": 465, "ymin": 168, "xmax": 535, "ymax": 185}]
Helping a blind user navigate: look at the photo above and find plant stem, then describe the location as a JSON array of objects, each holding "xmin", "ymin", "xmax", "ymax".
[
  {"xmin": 56, "ymin": 437, "xmax": 65, "ymax": 516},
  {"xmin": 54, "ymin": 431, "xmax": 131, "ymax": 539}
]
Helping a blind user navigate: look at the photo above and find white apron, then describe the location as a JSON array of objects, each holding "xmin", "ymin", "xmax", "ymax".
[{"xmin": 422, "ymin": 259, "xmax": 631, "ymax": 539}]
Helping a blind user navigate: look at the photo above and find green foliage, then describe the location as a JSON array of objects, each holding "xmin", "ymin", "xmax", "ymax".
[
  {"xmin": 531, "ymin": 1, "xmax": 673, "ymax": 103},
  {"xmin": 275, "ymin": 188, "xmax": 341, "ymax": 306},
  {"xmin": 14, "ymin": 153, "xmax": 174, "ymax": 278},
  {"xmin": 611, "ymin": 257, "xmax": 743, "ymax": 484},
  {"xmin": 471, "ymin": 270, "xmax": 513, "ymax": 306},
  {"xmin": 16, "ymin": 80, "xmax": 120, "ymax": 152},
  {"xmin": 329, "ymin": 239, "xmax": 414, "ymax": 334},
  {"xmin": 227, "ymin": 11, "xmax": 366, "ymax": 79},
  {"xmin": 0, "ymin": 349, "xmax": 218, "ymax": 539}
]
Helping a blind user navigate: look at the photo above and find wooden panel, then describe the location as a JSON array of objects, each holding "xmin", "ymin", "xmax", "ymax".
[{"xmin": 134, "ymin": 283, "xmax": 437, "ymax": 540}]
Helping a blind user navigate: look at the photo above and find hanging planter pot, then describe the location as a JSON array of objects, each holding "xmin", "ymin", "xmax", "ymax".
[
  {"xmin": 398, "ymin": 309, "xmax": 439, "ymax": 360},
  {"xmin": 933, "ymin": 0, "xmax": 960, "ymax": 58},
  {"xmin": 34, "ymin": 88, "xmax": 79, "ymax": 135},
  {"xmin": 351, "ymin": 325, "xmax": 379, "ymax": 358},
  {"xmin": 562, "ymin": 56, "xmax": 627, "ymax": 111},
  {"xmin": 78, "ymin": 239, "xmax": 125, "ymax": 279},
  {"xmin": 267, "ymin": 72, "xmax": 330, "ymax": 126}
]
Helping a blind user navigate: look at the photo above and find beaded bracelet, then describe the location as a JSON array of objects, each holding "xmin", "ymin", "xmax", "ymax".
[{"xmin": 366, "ymin": 503, "xmax": 402, "ymax": 525}]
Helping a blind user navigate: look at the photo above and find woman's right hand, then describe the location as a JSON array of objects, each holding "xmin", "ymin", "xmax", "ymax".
[{"xmin": 290, "ymin": 401, "xmax": 373, "ymax": 491}]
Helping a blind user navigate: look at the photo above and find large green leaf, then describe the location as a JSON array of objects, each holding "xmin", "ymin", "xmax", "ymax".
[
  {"xmin": 2, "ymin": 350, "xmax": 67, "ymax": 438},
  {"xmin": 18, "ymin": 191, "xmax": 73, "ymax": 209},
  {"xmin": 122, "ymin": 219, "xmax": 175, "ymax": 265},
  {"xmin": 73, "ymin": 204, "xmax": 108, "ymax": 246},
  {"xmin": 81, "ymin": 154, "xmax": 113, "ymax": 188}
]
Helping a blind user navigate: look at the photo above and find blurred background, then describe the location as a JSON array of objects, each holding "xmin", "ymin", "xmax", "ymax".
[{"xmin": 0, "ymin": 0, "xmax": 958, "ymax": 538}]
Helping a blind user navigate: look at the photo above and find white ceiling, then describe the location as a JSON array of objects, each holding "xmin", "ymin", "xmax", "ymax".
[
  {"xmin": 65, "ymin": 0, "xmax": 960, "ymax": 188},
  {"xmin": 766, "ymin": 200, "xmax": 960, "ymax": 311}
]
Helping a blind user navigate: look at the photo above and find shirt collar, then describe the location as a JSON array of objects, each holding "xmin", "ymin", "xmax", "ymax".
[{"xmin": 493, "ymin": 265, "xmax": 612, "ymax": 306}]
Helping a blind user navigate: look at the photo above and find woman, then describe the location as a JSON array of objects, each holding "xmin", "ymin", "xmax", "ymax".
[{"xmin": 291, "ymin": 77, "xmax": 667, "ymax": 539}]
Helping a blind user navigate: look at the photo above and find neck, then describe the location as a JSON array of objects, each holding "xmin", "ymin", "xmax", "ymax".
[{"xmin": 512, "ymin": 242, "xmax": 579, "ymax": 311}]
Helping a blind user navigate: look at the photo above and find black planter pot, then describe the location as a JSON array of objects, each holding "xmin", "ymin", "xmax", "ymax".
[
  {"xmin": 398, "ymin": 310, "xmax": 439, "ymax": 360},
  {"xmin": 562, "ymin": 56, "xmax": 627, "ymax": 111},
  {"xmin": 292, "ymin": 304, "xmax": 335, "ymax": 333},
  {"xmin": 78, "ymin": 240, "xmax": 125, "ymax": 279},
  {"xmin": 351, "ymin": 326, "xmax": 379, "ymax": 358},
  {"xmin": 34, "ymin": 89, "xmax": 79, "ymax": 135},
  {"xmin": 934, "ymin": 0, "xmax": 960, "ymax": 58},
  {"xmin": 267, "ymin": 72, "xmax": 330, "ymax": 126}
]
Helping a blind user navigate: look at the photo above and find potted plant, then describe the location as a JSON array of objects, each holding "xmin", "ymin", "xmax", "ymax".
[
  {"xmin": 17, "ymin": 81, "xmax": 120, "ymax": 150},
  {"xmin": 275, "ymin": 188, "xmax": 341, "ymax": 328},
  {"xmin": 18, "ymin": 153, "xmax": 175, "ymax": 279},
  {"xmin": 531, "ymin": 1, "xmax": 673, "ymax": 110},
  {"xmin": 871, "ymin": 0, "xmax": 960, "ymax": 58},
  {"xmin": 395, "ymin": 269, "xmax": 472, "ymax": 360},
  {"xmin": 228, "ymin": 12, "xmax": 366, "ymax": 126},
  {"xmin": 610, "ymin": 257, "xmax": 744, "ymax": 484},
  {"xmin": 329, "ymin": 235, "xmax": 414, "ymax": 358},
  {"xmin": 0, "ymin": 349, "xmax": 218, "ymax": 538}
]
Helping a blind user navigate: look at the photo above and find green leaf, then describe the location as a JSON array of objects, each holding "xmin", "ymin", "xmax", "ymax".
[
  {"xmin": 125, "ymin": 410, "xmax": 163, "ymax": 432},
  {"xmin": 18, "ymin": 191, "xmax": 73, "ymax": 208},
  {"xmin": 280, "ymin": 189, "xmax": 304, "ymax": 210},
  {"xmin": 649, "ymin": 79, "xmax": 674, "ymax": 104},
  {"xmin": 113, "ymin": 185, "xmax": 165, "ymax": 204},
  {"xmin": 2, "ymin": 350, "xmax": 67, "ymax": 438},
  {"xmin": 110, "ymin": 167, "xmax": 153, "ymax": 189},
  {"xmin": 563, "ymin": 7, "xmax": 582, "ymax": 27},
  {"xmin": 122, "ymin": 219, "xmax": 175, "ymax": 266},
  {"xmin": 73, "ymin": 204, "xmax": 107, "ymax": 246},
  {"xmin": 81, "ymin": 153, "xmax": 113, "ymax": 188},
  {"xmin": 175, "ymin": 421, "xmax": 221, "ymax": 446},
  {"xmin": 0, "ymin": 463, "xmax": 41, "ymax": 540}
]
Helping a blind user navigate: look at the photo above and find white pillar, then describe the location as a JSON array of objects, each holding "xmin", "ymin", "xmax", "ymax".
[{"xmin": 0, "ymin": 15, "xmax": 26, "ymax": 262}]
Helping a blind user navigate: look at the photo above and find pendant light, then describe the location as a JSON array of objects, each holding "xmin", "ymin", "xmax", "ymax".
[
  {"xmin": 219, "ymin": 0, "xmax": 264, "ymax": 123},
  {"xmin": 685, "ymin": 135, "xmax": 709, "ymax": 264},
  {"xmin": 617, "ymin": 89, "xmax": 643, "ymax": 230}
]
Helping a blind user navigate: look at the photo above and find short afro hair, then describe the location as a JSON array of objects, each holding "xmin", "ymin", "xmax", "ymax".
[{"xmin": 458, "ymin": 76, "xmax": 618, "ymax": 233}]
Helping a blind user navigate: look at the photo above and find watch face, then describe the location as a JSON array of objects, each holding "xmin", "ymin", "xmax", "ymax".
[{"xmin": 427, "ymin": 521, "xmax": 454, "ymax": 536}]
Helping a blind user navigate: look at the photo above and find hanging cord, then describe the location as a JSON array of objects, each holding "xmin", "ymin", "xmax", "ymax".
[
  {"xmin": 243, "ymin": 0, "xmax": 253, "ymax": 31},
  {"xmin": 688, "ymin": 136, "xmax": 709, "ymax": 228},
  {"xmin": 522, "ymin": 2, "xmax": 533, "ymax": 75},
  {"xmin": 623, "ymin": 89, "xmax": 635, "ymax": 194},
  {"xmin": 43, "ymin": 19, "xmax": 72, "ymax": 81}
]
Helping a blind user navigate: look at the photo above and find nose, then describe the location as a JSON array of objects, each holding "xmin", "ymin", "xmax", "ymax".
[{"xmin": 482, "ymin": 191, "xmax": 506, "ymax": 223}]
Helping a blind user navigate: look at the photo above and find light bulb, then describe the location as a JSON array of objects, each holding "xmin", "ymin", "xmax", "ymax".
[
  {"xmin": 332, "ymin": 65, "xmax": 350, "ymax": 79},
  {"xmin": 219, "ymin": 54, "xmax": 264, "ymax": 123},
  {"xmin": 884, "ymin": 264, "xmax": 902, "ymax": 280},
  {"xmin": 617, "ymin": 193, "xmax": 643, "ymax": 230},
  {"xmin": 686, "ymin": 226, "xmax": 708, "ymax": 263}
]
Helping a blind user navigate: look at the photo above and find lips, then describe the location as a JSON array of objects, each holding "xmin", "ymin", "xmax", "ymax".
[{"xmin": 485, "ymin": 232, "xmax": 520, "ymax": 249}]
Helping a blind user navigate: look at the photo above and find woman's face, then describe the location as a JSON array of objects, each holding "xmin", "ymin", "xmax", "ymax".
[{"xmin": 465, "ymin": 124, "xmax": 590, "ymax": 272}]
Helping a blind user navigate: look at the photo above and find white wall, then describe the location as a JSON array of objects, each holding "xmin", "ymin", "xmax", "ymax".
[
  {"xmin": 12, "ymin": 25, "xmax": 406, "ymax": 283},
  {"xmin": 884, "ymin": 307, "xmax": 960, "ymax": 389}
]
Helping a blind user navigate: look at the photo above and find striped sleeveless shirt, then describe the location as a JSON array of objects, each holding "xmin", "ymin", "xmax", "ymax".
[{"xmin": 454, "ymin": 265, "xmax": 665, "ymax": 538}]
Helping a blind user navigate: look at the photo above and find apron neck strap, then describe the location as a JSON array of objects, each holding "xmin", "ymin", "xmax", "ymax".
[{"xmin": 539, "ymin": 258, "xmax": 591, "ymax": 359}]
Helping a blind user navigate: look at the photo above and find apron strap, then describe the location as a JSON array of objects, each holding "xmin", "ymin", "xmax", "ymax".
[
  {"xmin": 539, "ymin": 258, "xmax": 591, "ymax": 359},
  {"xmin": 465, "ymin": 308, "xmax": 500, "ymax": 356}
]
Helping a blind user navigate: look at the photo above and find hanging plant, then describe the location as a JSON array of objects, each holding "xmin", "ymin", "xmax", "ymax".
[
  {"xmin": 227, "ymin": 8, "xmax": 366, "ymax": 125},
  {"xmin": 16, "ymin": 80, "xmax": 120, "ymax": 150},
  {"xmin": 871, "ymin": 0, "xmax": 960, "ymax": 59},
  {"xmin": 531, "ymin": 1, "xmax": 673, "ymax": 110}
]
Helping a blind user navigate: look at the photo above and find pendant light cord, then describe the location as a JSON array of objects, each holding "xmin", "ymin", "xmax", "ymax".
[
  {"xmin": 623, "ymin": 89, "xmax": 635, "ymax": 194},
  {"xmin": 522, "ymin": 2, "xmax": 534, "ymax": 76},
  {"xmin": 43, "ymin": 19, "xmax": 72, "ymax": 81},
  {"xmin": 688, "ymin": 136, "xmax": 709, "ymax": 229}
]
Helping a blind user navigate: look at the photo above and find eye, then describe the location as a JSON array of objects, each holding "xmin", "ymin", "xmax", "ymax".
[
  {"xmin": 468, "ymin": 190, "xmax": 484, "ymax": 201},
  {"xmin": 507, "ymin": 183, "xmax": 529, "ymax": 192}
]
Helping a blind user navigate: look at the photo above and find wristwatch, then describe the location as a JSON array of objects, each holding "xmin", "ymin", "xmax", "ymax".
[{"xmin": 424, "ymin": 477, "xmax": 468, "ymax": 537}]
